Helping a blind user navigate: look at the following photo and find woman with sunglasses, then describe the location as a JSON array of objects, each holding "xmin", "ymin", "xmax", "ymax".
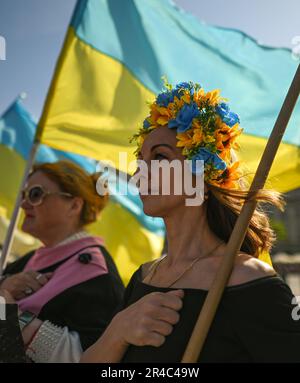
[{"xmin": 0, "ymin": 160, "xmax": 124, "ymax": 362}]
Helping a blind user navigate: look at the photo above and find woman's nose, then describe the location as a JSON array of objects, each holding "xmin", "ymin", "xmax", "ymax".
[{"xmin": 21, "ymin": 197, "xmax": 31, "ymax": 210}]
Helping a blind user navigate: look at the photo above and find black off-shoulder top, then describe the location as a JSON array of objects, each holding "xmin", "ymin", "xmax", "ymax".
[{"xmin": 121, "ymin": 266, "xmax": 300, "ymax": 363}]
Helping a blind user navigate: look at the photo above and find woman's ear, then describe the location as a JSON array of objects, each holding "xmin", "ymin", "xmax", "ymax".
[{"xmin": 68, "ymin": 197, "xmax": 84, "ymax": 218}]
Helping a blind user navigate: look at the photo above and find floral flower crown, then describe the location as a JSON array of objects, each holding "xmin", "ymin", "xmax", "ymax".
[{"xmin": 130, "ymin": 80, "xmax": 243, "ymax": 189}]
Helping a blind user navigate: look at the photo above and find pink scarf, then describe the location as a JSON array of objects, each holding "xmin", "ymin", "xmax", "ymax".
[{"xmin": 18, "ymin": 236, "xmax": 108, "ymax": 315}]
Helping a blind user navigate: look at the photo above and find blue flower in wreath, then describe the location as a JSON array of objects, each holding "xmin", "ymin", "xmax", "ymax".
[
  {"xmin": 168, "ymin": 102, "xmax": 200, "ymax": 133},
  {"xmin": 143, "ymin": 119, "xmax": 151, "ymax": 129},
  {"xmin": 156, "ymin": 91, "xmax": 175, "ymax": 107},
  {"xmin": 190, "ymin": 148, "xmax": 227, "ymax": 174},
  {"xmin": 175, "ymin": 82, "xmax": 195, "ymax": 96},
  {"xmin": 216, "ymin": 102, "xmax": 240, "ymax": 127}
]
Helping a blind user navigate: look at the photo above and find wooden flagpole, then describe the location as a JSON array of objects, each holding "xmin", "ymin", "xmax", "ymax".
[{"xmin": 181, "ymin": 63, "xmax": 300, "ymax": 362}]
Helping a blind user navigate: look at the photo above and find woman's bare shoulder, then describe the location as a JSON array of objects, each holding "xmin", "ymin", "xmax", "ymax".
[
  {"xmin": 140, "ymin": 253, "xmax": 276, "ymax": 288},
  {"xmin": 228, "ymin": 253, "xmax": 277, "ymax": 286},
  {"xmin": 140, "ymin": 256, "xmax": 165, "ymax": 280},
  {"xmin": 140, "ymin": 261, "xmax": 153, "ymax": 278}
]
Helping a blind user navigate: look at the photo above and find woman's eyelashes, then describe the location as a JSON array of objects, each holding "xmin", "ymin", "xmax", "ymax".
[
  {"xmin": 137, "ymin": 152, "xmax": 169, "ymax": 161},
  {"xmin": 154, "ymin": 152, "xmax": 168, "ymax": 160}
]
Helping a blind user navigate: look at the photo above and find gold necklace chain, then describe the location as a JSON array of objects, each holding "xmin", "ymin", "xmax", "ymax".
[{"xmin": 146, "ymin": 242, "xmax": 223, "ymax": 288}]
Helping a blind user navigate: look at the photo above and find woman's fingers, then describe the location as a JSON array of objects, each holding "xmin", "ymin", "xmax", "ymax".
[
  {"xmin": 166, "ymin": 289, "xmax": 185, "ymax": 298},
  {"xmin": 33, "ymin": 273, "xmax": 50, "ymax": 286},
  {"xmin": 23, "ymin": 273, "xmax": 45, "ymax": 292},
  {"xmin": 154, "ymin": 290, "xmax": 184, "ymax": 311},
  {"xmin": 0, "ymin": 270, "xmax": 52, "ymax": 299},
  {"xmin": 115, "ymin": 289, "xmax": 185, "ymax": 348},
  {"xmin": 155, "ymin": 306, "xmax": 180, "ymax": 325},
  {"xmin": 128, "ymin": 289, "xmax": 184, "ymax": 347},
  {"xmin": 150, "ymin": 318, "xmax": 174, "ymax": 336},
  {"xmin": 146, "ymin": 332, "xmax": 166, "ymax": 348},
  {"xmin": 26, "ymin": 271, "xmax": 52, "ymax": 287}
]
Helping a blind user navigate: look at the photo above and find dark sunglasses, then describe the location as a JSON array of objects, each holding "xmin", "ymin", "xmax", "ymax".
[{"xmin": 21, "ymin": 184, "xmax": 73, "ymax": 206}]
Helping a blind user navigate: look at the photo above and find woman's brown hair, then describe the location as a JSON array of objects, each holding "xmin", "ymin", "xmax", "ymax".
[
  {"xmin": 206, "ymin": 183, "xmax": 285, "ymax": 257},
  {"xmin": 30, "ymin": 160, "xmax": 109, "ymax": 225}
]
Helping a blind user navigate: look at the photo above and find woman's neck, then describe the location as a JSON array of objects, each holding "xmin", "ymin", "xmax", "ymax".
[
  {"xmin": 163, "ymin": 203, "xmax": 223, "ymax": 266},
  {"xmin": 40, "ymin": 227, "xmax": 84, "ymax": 248}
]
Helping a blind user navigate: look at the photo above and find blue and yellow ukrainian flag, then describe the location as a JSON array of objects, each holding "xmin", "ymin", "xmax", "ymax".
[
  {"xmin": 38, "ymin": 0, "xmax": 300, "ymax": 192},
  {"xmin": 0, "ymin": 96, "xmax": 96, "ymax": 215}
]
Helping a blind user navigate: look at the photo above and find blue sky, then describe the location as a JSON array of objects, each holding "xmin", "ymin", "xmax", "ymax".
[{"xmin": 0, "ymin": 0, "xmax": 299, "ymax": 119}]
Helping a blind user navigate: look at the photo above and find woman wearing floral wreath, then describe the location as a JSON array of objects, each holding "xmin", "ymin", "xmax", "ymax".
[{"xmin": 79, "ymin": 81, "xmax": 300, "ymax": 363}]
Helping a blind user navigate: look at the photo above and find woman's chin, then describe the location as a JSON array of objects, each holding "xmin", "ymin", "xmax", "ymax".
[
  {"xmin": 141, "ymin": 195, "xmax": 165, "ymax": 217},
  {"xmin": 21, "ymin": 220, "xmax": 35, "ymax": 236}
]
